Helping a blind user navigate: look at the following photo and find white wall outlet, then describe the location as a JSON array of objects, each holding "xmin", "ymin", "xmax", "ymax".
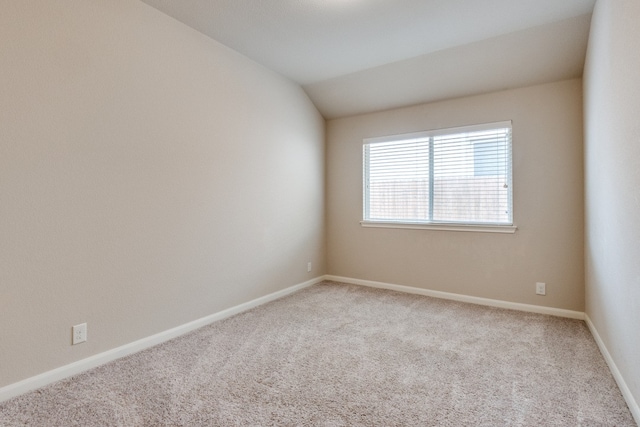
[
  {"xmin": 536, "ymin": 282, "xmax": 546, "ymax": 296},
  {"xmin": 72, "ymin": 323, "xmax": 87, "ymax": 345},
  {"xmin": 307, "ymin": 262, "xmax": 312, "ymax": 273}
]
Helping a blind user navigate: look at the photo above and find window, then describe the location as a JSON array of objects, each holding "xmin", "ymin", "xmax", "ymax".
[{"xmin": 363, "ymin": 121, "xmax": 514, "ymax": 232}]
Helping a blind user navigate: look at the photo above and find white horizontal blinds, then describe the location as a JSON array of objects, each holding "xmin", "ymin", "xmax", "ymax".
[
  {"xmin": 363, "ymin": 122, "xmax": 512, "ymax": 225},
  {"xmin": 364, "ymin": 138, "xmax": 430, "ymax": 221},
  {"xmin": 433, "ymin": 127, "xmax": 512, "ymax": 224}
]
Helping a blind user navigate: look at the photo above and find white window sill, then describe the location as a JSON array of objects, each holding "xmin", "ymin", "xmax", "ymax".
[{"xmin": 360, "ymin": 221, "xmax": 517, "ymax": 234}]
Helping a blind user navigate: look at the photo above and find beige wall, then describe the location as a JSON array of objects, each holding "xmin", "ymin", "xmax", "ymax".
[
  {"xmin": 584, "ymin": 0, "xmax": 640, "ymax": 416},
  {"xmin": 0, "ymin": 0, "xmax": 325, "ymax": 388},
  {"xmin": 327, "ymin": 79, "xmax": 584, "ymax": 311}
]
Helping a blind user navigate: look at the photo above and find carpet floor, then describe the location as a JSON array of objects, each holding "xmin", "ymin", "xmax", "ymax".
[{"xmin": 0, "ymin": 281, "xmax": 635, "ymax": 426}]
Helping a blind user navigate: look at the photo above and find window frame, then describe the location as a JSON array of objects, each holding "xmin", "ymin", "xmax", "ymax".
[{"xmin": 361, "ymin": 121, "xmax": 517, "ymax": 234}]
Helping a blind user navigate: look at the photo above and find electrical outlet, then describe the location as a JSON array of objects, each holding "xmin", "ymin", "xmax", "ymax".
[
  {"xmin": 307, "ymin": 262, "xmax": 312, "ymax": 273},
  {"xmin": 72, "ymin": 323, "xmax": 87, "ymax": 345},
  {"xmin": 536, "ymin": 282, "xmax": 546, "ymax": 296}
]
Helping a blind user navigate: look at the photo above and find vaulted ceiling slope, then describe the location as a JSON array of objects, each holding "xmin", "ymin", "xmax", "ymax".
[{"xmin": 140, "ymin": 0, "xmax": 595, "ymax": 119}]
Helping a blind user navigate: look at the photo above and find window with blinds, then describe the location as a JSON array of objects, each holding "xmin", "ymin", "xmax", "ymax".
[{"xmin": 363, "ymin": 121, "xmax": 512, "ymax": 226}]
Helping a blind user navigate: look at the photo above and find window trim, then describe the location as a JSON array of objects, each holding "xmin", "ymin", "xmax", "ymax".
[
  {"xmin": 360, "ymin": 220, "xmax": 517, "ymax": 234},
  {"xmin": 362, "ymin": 121, "xmax": 516, "ymax": 233}
]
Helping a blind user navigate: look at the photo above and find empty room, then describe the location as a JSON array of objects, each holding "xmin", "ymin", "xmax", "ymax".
[{"xmin": 1, "ymin": 0, "xmax": 638, "ymax": 425}]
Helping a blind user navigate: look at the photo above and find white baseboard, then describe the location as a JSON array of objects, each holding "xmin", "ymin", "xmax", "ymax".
[
  {"xmin": 585, "ymin": 314, "xmax": 640, "ymax": 425},
  {"xmin": 0, "ymin": 276, "xmax": 324, "ymax": 403},
  {"xmin": 324, "ymin": 275, "xmax": 585, "ymax": 320}
]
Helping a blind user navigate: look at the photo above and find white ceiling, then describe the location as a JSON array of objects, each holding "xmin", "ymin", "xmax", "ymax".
[{"xmin": 140, "ymin": 0, "xmax": 595, "ymax": 119}]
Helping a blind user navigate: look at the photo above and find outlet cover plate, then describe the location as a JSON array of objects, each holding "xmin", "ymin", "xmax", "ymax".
[{"xmin": 72, "ymin": 323, "xmax": 87, "ymax": 345}]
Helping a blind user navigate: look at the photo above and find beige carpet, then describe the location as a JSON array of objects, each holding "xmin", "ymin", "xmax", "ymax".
[{"xmin": 0, "ymin": 281, "xmax": 635, "ymax": 426}]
